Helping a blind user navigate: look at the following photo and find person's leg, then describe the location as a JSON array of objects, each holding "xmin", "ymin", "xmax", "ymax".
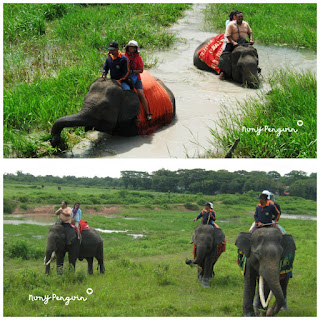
[
  {"xmin": 121, "ymin": 82, "xmax": 131, "ymax": 90},
  {"xmin": 137, "ymin": 86, "xmax": 152, "ymax": 120}
]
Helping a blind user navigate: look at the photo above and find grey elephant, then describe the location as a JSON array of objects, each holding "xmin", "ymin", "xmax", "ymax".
[
  {"xmin": 235, "ymin": 227, "xmax": 296, "ymax": 316},
  {"xmin": 50, "ymin": 75, "xmax": 176, "ymax": 148},
  {"xmin": 185, "ymin": 224, "xmax": 226, "ymax": 288},
  {"xmin": 193, "ymin": 38, "xmax": 259, "ymax": 88},
  {"xmin": 44, "ymin": 222, "xmax": 104, "ymax": 275}
]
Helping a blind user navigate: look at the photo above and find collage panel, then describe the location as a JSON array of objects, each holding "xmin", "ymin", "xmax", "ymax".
[
  {"xmin": 2, "ymin": 159, "xmax": 317, "ymax": 317},
  {"xmin": 3, "ymin": 2, "xmax": 317, "ymax": 158}
]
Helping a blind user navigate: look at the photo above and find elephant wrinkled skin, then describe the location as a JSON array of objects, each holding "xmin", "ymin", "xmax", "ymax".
[
  {"xmin": 186, "ymin": 224, "xmax": 225, "ymax": 288},
  {"xmin": 51, "ymin": 77, "xmax": 175, "ymax": 148},
  {"xmin": 193, "ymin": 38, "xmax": 259, "ymax": 88},
  {"xmin": 45, "ymin": 223, "xmax": 104, "ymax": 275},
  {"xmin": 235, "ymin": 227, "xmax": 296, "ymax": 316}
]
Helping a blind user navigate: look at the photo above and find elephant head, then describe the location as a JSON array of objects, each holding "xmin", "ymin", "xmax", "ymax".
[
  {"xmin": 219, "ymin": 45, "xmax": 259, "ymax": 88},
  {"xmin": 51, "ymin": 79, "xmax": 140, "ymax": 148},
  {"xmin": 235, "ymin": 228, "xmax": 296, "ymax": 316},
  {"xmin": 186, "ymin": 224, "xmax": 225, "ymax": 288},
  {"xmin": 45, "ymin": 224, "xmax": 79, "ymax": 275}
]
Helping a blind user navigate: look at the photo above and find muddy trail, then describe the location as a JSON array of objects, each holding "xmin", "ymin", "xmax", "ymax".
[{"xmin": 64, "ymin": 4, "xmax": 316, "ymax": 158}]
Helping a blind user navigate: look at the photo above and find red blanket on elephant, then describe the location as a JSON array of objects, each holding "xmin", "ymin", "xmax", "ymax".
[
  {"xmin": 197, "ymin": 33, "xmax": 225, "ymax": 74},
  {"xmin": 136, "ymin": 71, "xmax": 174, "ymax": 135},
  {"xmin": 71, "ymin": 220, "xmax": 90, "ymax": 235}
]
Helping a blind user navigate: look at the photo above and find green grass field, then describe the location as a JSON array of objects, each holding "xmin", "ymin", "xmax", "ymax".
[{"xmin": 3, "ymin": 182, "xmax": 317, "ymax": 316}]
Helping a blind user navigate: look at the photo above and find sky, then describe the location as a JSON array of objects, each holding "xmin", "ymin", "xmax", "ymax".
[{"xmin": 3, "ymin": 158, "xmax": 318, "ymax": 178}]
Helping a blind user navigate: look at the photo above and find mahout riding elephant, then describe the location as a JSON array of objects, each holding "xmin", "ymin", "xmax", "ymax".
[
  {"xmin": 193, "ymin": 38, "xmax": 259, "ymax": 88},
  {"xmin": 185, "ymin": 224, "xmax": 226, "ymax": 288},
  {"xmin": 50, "ymin": 74, "xmax": 176, "ymax": 148},
  {"xmin": 235, "ymin": 227, "xmax": 296, "ymax": 316},
  {"xmin": 44, "ymin": 222, "xmax": 105, "ymax": 275}
]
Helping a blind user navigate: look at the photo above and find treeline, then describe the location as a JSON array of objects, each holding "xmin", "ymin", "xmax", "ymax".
[{"xmin": 4, "ymin": 169, "xmax": 317, "ymax": 201}]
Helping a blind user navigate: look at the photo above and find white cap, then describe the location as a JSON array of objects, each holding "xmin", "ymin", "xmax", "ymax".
[
  {"xmin": 262, "ymin": 190, "xmax": 272, "ymax": 199},
  {"xmin": 125, "ymin": 40, "xmax": 140, "ymax": 52}
]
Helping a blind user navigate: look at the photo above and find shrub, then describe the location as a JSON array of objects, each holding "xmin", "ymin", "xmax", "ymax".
[
  {"xmin": 4, "ymin": 199, "xmax": 16, "ymax": 214},
  {"xmin": 184, "ymin": 202, "xmax": 199, "ymax": 211}
]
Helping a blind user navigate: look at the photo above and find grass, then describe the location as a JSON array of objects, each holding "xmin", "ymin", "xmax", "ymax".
[
  {"xmin": 3, "ymin": 3, "xmax": 191, "ymax": 158},
  {"xmin": 208, "ymin": 70, "xmax": 317, "ymax": 158},
  {"xmin": 3, "ymin": 203, "xmax": 316, "ymax": 316},
  {"xmin": 203, "ymin": 3, "xmax": 317, "ymax": 51}
]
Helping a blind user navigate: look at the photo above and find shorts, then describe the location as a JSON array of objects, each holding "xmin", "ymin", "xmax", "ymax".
[
  {"xmin": 121, "ymin": 82, "xmax": 131, "ymax": 90},
  {"xmin": 135, "ymin": 79, "xmax": 143, "ymax": 90}
]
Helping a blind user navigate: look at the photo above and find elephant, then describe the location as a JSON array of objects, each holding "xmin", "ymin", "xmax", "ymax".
[
  {"xmin": 193, "ymin": 37, "xmax": 259, "ymax": 88},
  {"xmin": 185, "ymin": 224, "xmax": 226, "ymax": 288},
  {"xmin": 44, "ymin": 222, "xmax": 105, "ymax": 275},
  {"xmin": 50, "ymin": 74, "xmax": 176, "ymax": 148},
  {"xmin": 235, "ymin": 227, "xmax": 296, "ymax": 316}
]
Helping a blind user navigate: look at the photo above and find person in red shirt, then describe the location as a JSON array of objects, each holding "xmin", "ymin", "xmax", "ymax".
[{"xmin": 125, "ymin": 40, "xmax": 152, "ymax": 121}]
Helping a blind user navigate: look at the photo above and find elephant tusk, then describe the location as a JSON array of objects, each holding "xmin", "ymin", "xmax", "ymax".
[
  {"xmin": 259, "ymin": 276, "xmax": 273, "ymax": 309},
  {"xmin": 46, "ymin": 251, "xmax": 55, "ymax": 266}
]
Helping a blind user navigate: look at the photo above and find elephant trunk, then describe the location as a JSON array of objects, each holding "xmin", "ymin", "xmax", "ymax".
[
  {"xmin": 51, "ymin": 112, "xmax": 89, "ymax": 147},
  {"xmin": 260, "ymin": 267, "xmax": 285, "ymax": 316}
]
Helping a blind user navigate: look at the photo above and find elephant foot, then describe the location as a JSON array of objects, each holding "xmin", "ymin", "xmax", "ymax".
[
  {"xmin": 244, "ymin": 312, "xmax": 256, "ymax": 317},
  {"xmin": 280, "ymin": 299, "xmax": 289, "ymax": 311},
  {"xmin": 201, "ymin": 278, "xmax": 210, "ymax": 288},
  {"xmin": 100, "ymin": 265, "xmax": 105, "ymax": 274}
]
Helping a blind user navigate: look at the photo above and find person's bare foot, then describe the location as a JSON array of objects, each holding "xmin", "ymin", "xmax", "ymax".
[{"xmin": 219, "ymin": 72, "xmax": 225, "ymax": 80}]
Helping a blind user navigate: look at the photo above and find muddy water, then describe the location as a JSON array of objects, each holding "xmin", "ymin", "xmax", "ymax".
[{"xmin": 69, "ymin": 4, "xmax": 316, "ymax": 158}]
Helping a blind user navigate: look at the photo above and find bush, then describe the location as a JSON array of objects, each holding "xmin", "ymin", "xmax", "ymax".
[
  {"xmin": 4, "ymin": 199, "xmax": 16, "ymax": 214},
  {"xmin": 184, "ymin": 202, "xmax": 199, "ymax": 211}
]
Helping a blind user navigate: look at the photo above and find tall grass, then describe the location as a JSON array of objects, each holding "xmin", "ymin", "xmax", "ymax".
[
  {"xmin": 3, "ymin": 3, "xmax": 191, "ymax": 157},
  {"xmin": 209, "ymin": 70, "xmax": 317, "ymax": 158},
  {"xmin": 204, "ymin": 3, "xmax": 316, "ymax": 51}
]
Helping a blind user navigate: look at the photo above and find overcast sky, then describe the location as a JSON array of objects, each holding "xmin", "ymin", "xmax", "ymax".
[{"xmin": 3, "ymin": 158, "xmax": 318, "ymax": 178}]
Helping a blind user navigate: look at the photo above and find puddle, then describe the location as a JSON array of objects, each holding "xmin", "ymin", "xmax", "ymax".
[
  {"xmin": 280, "ymin": 214, "xmax": 316, "ymax": 221},
  {"xmin": 3, "ymin": 219, "xmax": 52, "ymax": 226},
  {"xmin": 95, "ymin": 228, "xmax": 144, "ymax": 239}
]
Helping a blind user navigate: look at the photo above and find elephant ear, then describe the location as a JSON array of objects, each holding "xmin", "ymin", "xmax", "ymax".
[
  {"xmin": 213, "ymin": 228, "xmax": 225, "ymax": 245},
  {"xmin": 235, "ymin": 232, "xmax": 251, "ymax": 258},
  {"xmin": 281, "ymin": 234, "xmax": 296, "ymax": 259}
]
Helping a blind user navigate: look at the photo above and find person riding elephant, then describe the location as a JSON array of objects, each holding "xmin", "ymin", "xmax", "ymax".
[
  {"xmin": 44, "ymin": 221, "xmax": 104, "ymax": 275},
  {"xmin": 50, "ymin": 71, "xmax": 175, "ymax": 148},
  {"xmin": 186, "ymin": 224, "xmax": 226, "ymax": 288},
  {"xmin": 235, "ymin": 227, "xmax": 296, "ymax": 316}
]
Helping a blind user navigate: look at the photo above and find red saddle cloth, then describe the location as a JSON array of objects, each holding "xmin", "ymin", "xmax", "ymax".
[
  {"xmin": 197, "ymin": 33, "xmax": 225, "ymax": 74},
  {"xmin": 136, "ymin": 71, "xmax": 174, "ymax": 135},
  {"xmin": 71, "ymin": 220, "xmax": 90, "ymax": 235}
]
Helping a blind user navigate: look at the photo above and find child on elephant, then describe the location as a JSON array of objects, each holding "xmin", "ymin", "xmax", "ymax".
[
  {"xmin": 125, "ymin": 40, "xmax": 152, "ymax": 121},
  {"xmin": 72, "ymin": 202, "xmax": 82, "ymax": 240}
]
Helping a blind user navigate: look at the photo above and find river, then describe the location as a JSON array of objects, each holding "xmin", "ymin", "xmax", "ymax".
[{"xmin": 67, "ymin": 4, "xmax": 316, "ymax": 158}]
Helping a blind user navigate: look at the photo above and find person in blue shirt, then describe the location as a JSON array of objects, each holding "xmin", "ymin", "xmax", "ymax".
[
  {"xmin": 72, "ymin": 202, "xmax": 82, "ymax": 239},
  {"xmin": 250, "ymin": 193, "xmax": 280, "ymax": 233},
  {"xmin": 102, "ymin": 41, "xmax": 130, "ymax": 90},
  {"xmin": 193, "ymin": 202, "xmax": 216, "ymax": 227}
]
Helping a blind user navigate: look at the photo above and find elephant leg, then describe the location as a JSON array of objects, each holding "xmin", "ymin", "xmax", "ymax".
[
  {"xmin": 56, "ymin": 252, "xmax": 66, "ymax": 276},
  {"xmin": 86, "ymin": 257, "xmax": 94, "ymax": 275},
  {"xmin": 197, "ymin": 266, "xmax": 204, "ymax": 281},
  {"xmin": 243, "ymin": 266, "xmax": 257, "ymax": 316},
  {"xmin": 280, "ymin": 276, "xmax": 289, "ymax": 310}
]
